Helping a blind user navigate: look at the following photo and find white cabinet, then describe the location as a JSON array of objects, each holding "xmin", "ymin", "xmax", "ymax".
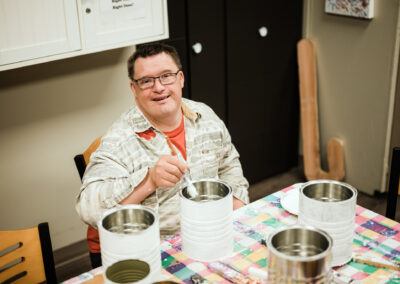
[
  {"xmin": 81, "ymin": 0, "xmax": 165, "ymax": 49},
  {"xmin": 0, "ymin": 0, "xmax": 168, "ymax": 71},
  {"xmin": 0, "ymin": 0, "xmax": 81, "ymax": 65}
]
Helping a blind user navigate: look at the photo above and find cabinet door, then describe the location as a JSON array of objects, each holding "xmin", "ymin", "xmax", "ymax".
[
  {"xmin": 0, "ymin": 0, "xmax": 80, "ymax": 65},
  {"xmin": 226, "ymin": 1, "xmax": 303, "ymax": 184},
  {"xmin": 187, "ymin": 0, "xmax": 226, "ymax": 122},
  {"xmin": 81, "ymin": 0, "xmax": 167, "ymax": 49}
]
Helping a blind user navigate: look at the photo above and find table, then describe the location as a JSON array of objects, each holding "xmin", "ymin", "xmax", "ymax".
[{"xmin": 62, "ymin": 186, "xmax": 400, "ymax": 283}]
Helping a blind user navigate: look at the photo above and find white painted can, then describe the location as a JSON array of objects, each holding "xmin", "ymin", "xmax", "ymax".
[
  {"xmin": 180, "ymin": 178, "xmax": 233, "ymax": 261},
  {"xmin": 298, "ymin": 180, "xmax": 358, "ymax": 267},
  {"xmin": 104, "ymin": 259, "xmax": 152, "ymax": 284},
  {"xmin": 98, "ymin": 205, "xmax": 162, "ymax": 282}
]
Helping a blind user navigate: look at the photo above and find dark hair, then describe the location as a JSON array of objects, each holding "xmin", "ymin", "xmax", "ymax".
[{"xmin": 127, "ymin": 43, "xmax": 182, "ymax": 81}]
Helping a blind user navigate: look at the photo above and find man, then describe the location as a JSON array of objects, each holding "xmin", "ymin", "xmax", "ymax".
[{"xmin": 76, "ymin": 43, "xmax": 249, "ymax": 267}]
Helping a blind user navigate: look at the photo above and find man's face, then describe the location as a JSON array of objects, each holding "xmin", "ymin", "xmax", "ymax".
[{"xmin": 130, "ymin": 52, "xmax": 184, "ymax": 123}]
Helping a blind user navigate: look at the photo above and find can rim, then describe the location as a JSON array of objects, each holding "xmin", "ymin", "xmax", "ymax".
[
  {"xmin": 179, "ymin": 178, "xmax": 232, "ymax": 203},
  {"xmin": 267, "ymin": 224, "xmax": 333, "ymax": 262},
  {"xmin": 98, "ymin": 204, "xmax": 159, "ymax": 234},
  {"xmin": 300, "ymin": 179, "xmax": 358, "ymax": 204}
]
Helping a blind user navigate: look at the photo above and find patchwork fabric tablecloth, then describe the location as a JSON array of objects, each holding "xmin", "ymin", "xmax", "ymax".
[{"xmin": 63, "ymin": 186, "xmax": 400, "ymax": 283}]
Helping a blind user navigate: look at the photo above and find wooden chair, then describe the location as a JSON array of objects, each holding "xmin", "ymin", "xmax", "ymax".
[
  {"xmin": 386, "ymin": 147, "xmax": 400, "ymax": 219},
  {"xmin": 0, "ymin": 222, "xmax": 57, "ymax": 284},
  {"xmin": 74, "ymin": 137, "xmax": 102, "ymax": 269},
  {"xmin": 74, "ymin": 137, "xmax": 102, "ymax": 181}
]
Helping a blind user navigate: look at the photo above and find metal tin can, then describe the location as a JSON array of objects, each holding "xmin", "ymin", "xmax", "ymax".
[{"xmin": 267, "ymin": 225, "xmax": 333, "ymax": 284}]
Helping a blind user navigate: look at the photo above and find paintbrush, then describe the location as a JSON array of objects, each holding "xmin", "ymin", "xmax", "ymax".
[
  {"xmin": 352, "ymin": 254, "xmax": 400, "ymax": 271},
  {"xmin": 166, "ymin": 137, "xmax": 198, "ymax": 198},
  {"xmin": 208, "ymin": 262, "xmax": 266, "ymax": 284},
  {"xmin": 331, "ymin": 270, "xmax": 359, "ymax": 284}
]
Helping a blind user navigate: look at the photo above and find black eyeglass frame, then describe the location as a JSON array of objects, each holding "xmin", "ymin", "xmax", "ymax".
[{"xmin": 132, "ymin": 70, "xmax": 181, "ymax": 89}]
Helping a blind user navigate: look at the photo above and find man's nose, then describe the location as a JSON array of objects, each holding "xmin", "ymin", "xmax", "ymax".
[{"xmin": 153, "ymin": 77, "xmax": 166, "ymax": 91}]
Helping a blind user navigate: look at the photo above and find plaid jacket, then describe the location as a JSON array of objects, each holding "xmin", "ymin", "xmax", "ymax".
[{"xmin": 76, "ymin": 98, "xmax": 249, "ymax": 238}]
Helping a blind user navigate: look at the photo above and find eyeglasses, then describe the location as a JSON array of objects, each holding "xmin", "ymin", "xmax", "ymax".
[{"xmin": 133, "ymin": 70, "xmax": 181, "ymax": 89}]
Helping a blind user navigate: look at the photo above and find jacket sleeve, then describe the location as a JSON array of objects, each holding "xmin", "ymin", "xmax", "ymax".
[{"xmin": 75, "ymin": 143, "xmax": 149, "ymax": 229}]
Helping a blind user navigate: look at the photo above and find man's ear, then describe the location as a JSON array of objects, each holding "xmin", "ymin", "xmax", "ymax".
[
  {"xmin": 179, "ymin": 71, "xmax": 184, "ymax": 88},
  {"xmin": 130, "ymin": 81, "xmax": 137, "ymax": 98}
]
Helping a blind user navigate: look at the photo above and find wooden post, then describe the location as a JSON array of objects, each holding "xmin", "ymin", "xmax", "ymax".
[{"xmin": 297, "ymin": 39, "xmax": 345, "ymax": 181}]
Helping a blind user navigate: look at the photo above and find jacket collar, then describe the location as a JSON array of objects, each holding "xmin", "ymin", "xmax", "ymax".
[{"xmin": 127, "ymin": 99, "xmax": 200, "ymax": 133}]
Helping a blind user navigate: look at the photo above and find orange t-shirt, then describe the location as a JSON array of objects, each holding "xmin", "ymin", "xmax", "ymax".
[
  {"xmin": 163, "ymin": 115, "xmax": 186, "ymax": 160},
  {"xmin": 87, "ymin": 225, "xmax": 100, "ymax": 253},
  {"xmin": 87, "ymin": 118, "xmax": 186, "ymax": 253}
]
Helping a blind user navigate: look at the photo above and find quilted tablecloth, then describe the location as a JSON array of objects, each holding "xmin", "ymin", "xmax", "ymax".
[{"xmin": 63, "ymin": 185, "xmax": 400, "ymax": 283}]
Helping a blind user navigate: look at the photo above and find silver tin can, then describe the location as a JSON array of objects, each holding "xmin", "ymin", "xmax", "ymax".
[{"xmin": 267, "ymin": 225, "xmax": 333, "ymax": 283}]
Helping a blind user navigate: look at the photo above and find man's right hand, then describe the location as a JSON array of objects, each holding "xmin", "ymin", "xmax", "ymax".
[{"xmin": 148, "ymin": 155, "xmax": 189, "ymax": 189}]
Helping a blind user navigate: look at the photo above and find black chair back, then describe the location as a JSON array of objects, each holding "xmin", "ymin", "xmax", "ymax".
[
  {"xmin": 386, "ymin": 147, "xmax": 400, "ymax": 219},
  {"xmin": 74, "ymin": 154, "xmax": 86, "ymax": 181}
]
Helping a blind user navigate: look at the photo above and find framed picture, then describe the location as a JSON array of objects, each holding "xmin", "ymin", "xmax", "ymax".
[{"xmin": 325, "ymin": 0, "xmax": 374, "ymax": 19}]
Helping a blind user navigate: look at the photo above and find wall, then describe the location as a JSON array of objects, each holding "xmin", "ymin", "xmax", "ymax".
[
  {"xmin": 0, "ymin": 47, "xmax": 135, "ymax": 249},
  {"xmin": 303, "ymin": 0, "xmax": 400, "ymax": 195}
]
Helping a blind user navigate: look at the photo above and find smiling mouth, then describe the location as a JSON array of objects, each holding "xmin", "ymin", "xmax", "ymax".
[{"xmin": 153, "ymin": 95, "xmax": 170, "ymax": 102}]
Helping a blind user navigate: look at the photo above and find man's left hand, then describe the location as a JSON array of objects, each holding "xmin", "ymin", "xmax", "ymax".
[{"xmin": 233, "ymin": 197, "xmax": 246, "ymax": 210}]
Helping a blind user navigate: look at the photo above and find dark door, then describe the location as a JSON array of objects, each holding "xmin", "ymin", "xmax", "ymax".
[
  {"xmin": 187, "ymin": 0, "xmax": 226, "ymax": 122},
  {"xmin": 226, "ymin": 1, "xmax": 303, "ymax": 184},
  {"xmin": 160, "ymin": 0, "xmax": 190, "ymax": 99}
]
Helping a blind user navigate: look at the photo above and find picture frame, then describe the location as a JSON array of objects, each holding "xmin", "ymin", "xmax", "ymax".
[{"xmin": 325, "ymin": 0, "xmax": 374, "ymax": 19}]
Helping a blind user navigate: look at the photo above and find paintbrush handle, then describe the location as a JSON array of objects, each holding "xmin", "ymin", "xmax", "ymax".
[
  {"xmin": 165, "ymin": 136, "xmax": 198, "ymax": 197},
  {"xmin": 352, "ymin": 255, "xmax": 400, "ymax": 271},
  {"xmin": 247, "ymin": 267, "xmax": 267, "ymax": 280},
  {"xmin": 208, "ymin": 262, "xmax": 262, "ymax": 284},
  {"xmin": 331, "ymin": 270, "xmax": 357, "ymax": 284}
]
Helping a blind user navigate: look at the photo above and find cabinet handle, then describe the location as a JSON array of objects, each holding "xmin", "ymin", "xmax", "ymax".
[
  {"xmin": 192, "ymin": 42, "xmax": 203, "ymax": 54},
  {"xmin": 85, "ymin": 7, "xmax": 91, "ymax": 14},
  {"xmin": 258, "ymin": 26, "xmax": 268, "ymax": 37}
]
